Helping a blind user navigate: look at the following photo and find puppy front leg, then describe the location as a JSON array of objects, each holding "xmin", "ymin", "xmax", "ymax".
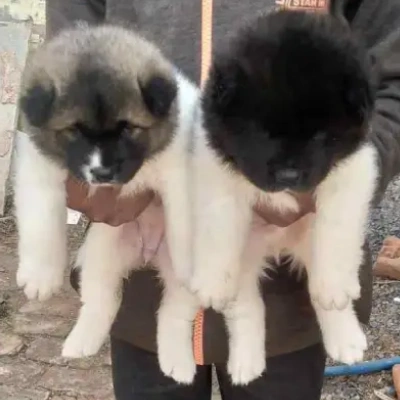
[
  {"xmin": 190, "ymin": 161, "xmax": 251, "ymax": 311},
  {"xmin": 309, "ymin": 145, "xmax": 377, "ymax": 310},
  {"xmin": 224, "ymin": 263, "xmax": 266, "ymax": 385},
  {"xmin": 15, "ymin": 132, "xmax": 67, "ymax": 301},
  {"xmin": 62, "ymin": 222, "xmax": 139, "ymax": 358},
  {"xmin": 157, "ymin": 258, "xmax": 199, "ymax": 384},
  {"xmin": 315, "ymin": 301, "xmax": 367, "ymax": 364},
  {"xmin": 293, "ymin": 224, "xmax": 368, "ymax": 364},
  {"xmin": 159, "ymin": 157, "xmax": 192, "ymax": 284}
]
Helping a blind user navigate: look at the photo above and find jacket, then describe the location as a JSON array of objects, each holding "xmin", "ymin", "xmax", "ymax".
[{"xmin": 47, "ymin": 0, "xmax": 400, "ymax": 364}]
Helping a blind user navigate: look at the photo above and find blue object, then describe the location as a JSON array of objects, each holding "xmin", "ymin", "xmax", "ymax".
[{"xmin": 325, "ymin": 357, "xmax": 400, "ymax": 377}]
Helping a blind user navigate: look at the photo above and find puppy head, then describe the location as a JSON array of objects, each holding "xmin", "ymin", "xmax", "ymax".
[
  {"xmin": 203, "ymin": 10, "xmax": 375, "ymax": 192},
  {"xmin": 19, "ymin": 24, "xmax": 177, "ymax": 185}
]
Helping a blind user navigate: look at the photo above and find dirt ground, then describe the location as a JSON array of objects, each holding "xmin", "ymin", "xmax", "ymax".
[{"xmin": 1, "ymin": 177, "xmax": 400, "ymax": 399}]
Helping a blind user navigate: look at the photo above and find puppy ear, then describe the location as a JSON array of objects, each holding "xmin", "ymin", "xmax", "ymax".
[
  {"xmin": 140, "ymin": 76, "xmax": 177, "ymax": 118},
  {"xmin": 19, "ymin": 83, "xmax": 56, "ymax": 128},
  {"xmin": 344, "ymin": 77, "xmax": 374, "ymax": 123}
]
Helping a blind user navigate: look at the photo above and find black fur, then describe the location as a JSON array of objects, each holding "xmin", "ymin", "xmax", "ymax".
[
  {"xmin": 140, "ymin": 76, "xmax": 177, "ymax": 118},
  {"xmin": 20, "ymin": 84, "xmax": 56, "ymax": 128},
  {"xmin": 61, "ymin": 66, "xmax": 167, "ymax": 184},
  {"xmin": 203, "ymin": 10, "xmax": 375, "ymax": 192},
  {"xmin": 65, "ymin": 121, "xmax": 148, "ymax": 184}
]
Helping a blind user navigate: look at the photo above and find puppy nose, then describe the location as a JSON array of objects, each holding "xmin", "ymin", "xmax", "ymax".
[
  {"xmin": 276, "ymin": 168, "xmax": 300, "ymax": 185},
  {"xmin": 90, "ymin": 166, "xmax": 115, "ymax": 182}
]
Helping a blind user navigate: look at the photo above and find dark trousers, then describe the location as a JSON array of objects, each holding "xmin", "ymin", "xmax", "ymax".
[{"xmin": 111, "ymin": 337, "xmax": 326, "ymax": 400}]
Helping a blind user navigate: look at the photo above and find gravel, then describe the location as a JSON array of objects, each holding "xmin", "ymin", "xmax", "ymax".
[{"xmin": 321, "ymin": 177, "xmax": 400, "ymax": 399}]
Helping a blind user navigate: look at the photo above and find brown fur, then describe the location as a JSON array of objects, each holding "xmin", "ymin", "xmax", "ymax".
[{"xmin": 19, "ymin": 24, "xmax": 178, "ymax": 180}]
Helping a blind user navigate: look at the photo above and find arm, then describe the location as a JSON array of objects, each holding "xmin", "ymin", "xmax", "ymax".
[{"xmin": 353, "ymin": 0, "xmax": 400, "ymax": 200}]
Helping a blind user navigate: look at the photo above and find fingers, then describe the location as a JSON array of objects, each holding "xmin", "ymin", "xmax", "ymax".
[
  {"xmin": 66, "ymin": 175, "xmax": 90, "ymax": 213},
  {"xmin": 66, "ymin": 174, "xmax": 156, "ymax": 226}
]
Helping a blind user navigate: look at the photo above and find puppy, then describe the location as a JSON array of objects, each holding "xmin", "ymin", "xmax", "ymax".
[
  {"xmin": 189, "ymin": 9, "xmax": 377, "ymax": 383},
  {"xmin": 14, "ymin": 24, "xmax": 199, "ymax": 380}
]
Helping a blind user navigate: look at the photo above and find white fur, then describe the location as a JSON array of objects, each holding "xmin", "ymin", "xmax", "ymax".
[
  {"xmin": 189, "ymin": 121, "xmax": 377, "ymax": 383},
  {"xmin": 62, "ymin": 74, "xmax": 199, "ymax": 370},
  {"xmin": 14, "ymin": 132, "xmax": 68, "ymax": 301},
  {"xmin": 15, "ymin": 67, "xmax": 377, "ymax": 386},
  {"xmin": 15, "ymin": 73, "xmax": 200, "ymax": 383},
  {"xmin": 82, "ymin": 148, "xmax": 102, "ymax": 182}
]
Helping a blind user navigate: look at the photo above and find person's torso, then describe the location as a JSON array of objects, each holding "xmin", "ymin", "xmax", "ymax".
[
  {"xmin": 106, "ymin": 0, "xmax": 336, "ymax": 84},
  {"xmin": 105, "ymin": 0, "xmax": 383, "ymax": 363}
]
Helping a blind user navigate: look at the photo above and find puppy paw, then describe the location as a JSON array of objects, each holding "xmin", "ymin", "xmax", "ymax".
[
  {"xmin": 17, "ymin": 260, "xmax": 64, "ymax": 301},
  {"xmin": 158, "ymin": 343, "xmax": 196, "ymax": 384},
  {"xmin": 323, "ymin": 317, "xmax": 367, "ymax": 364},
  {"xmin": 228, "ymin": 342, "xmax": 266, "ymax": 385},
  {"xmin": 62, "ymin": 321, "xmax": 106, "ymax": 358},
  {"xmin": 190, "ymin": 272, "xmax": 238, "ymax": 311},
  {"xmin": 309, "ymin": 271, "xmax": 360, "ymax": 310}
]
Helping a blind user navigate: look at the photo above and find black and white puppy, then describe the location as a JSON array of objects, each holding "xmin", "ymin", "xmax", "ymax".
[
  {"xmin": 14, "ymin": 24, "xmax": 198, "ymax": 377},
  {"xmin": 188, "ymin": 9, "xmax": 377, "ymax": 383}
]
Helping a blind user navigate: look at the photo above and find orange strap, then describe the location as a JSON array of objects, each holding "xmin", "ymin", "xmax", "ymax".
[
  {"xmin": 200, "ymin": 0, "xmax": 213, "ymax": 87},
  {"xmin": 193, "ymin": 0, "xmax": 214, "ymax": 366}
]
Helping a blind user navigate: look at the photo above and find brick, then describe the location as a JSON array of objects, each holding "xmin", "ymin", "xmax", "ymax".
[
  {"xmin": 0, "ymin": 359, "xmax": 45, "ymax": 387},
  {"xmin": 50, "ymin": 397, "xmax": 75, "ymax": 400},
  {"xmin": 38, "ymin": 366, "xmax": 113, "ymax": 398},
  {"xmin": 19, "ymin": 293, "xmax": 80, "ymax": 318},
  {"xmin": 26, "ymin": 336, "xmax": 111, "ymax": 369},
  {"xmin": 13, "ymin": 313, "xmax": 73, "ymax": 337},
  {"xmin": 0, "ymin": 331, "xmax": 24, "ymax": 355},
  {"xmin": 0, "ymin": 386, "xmax": 50, "ymax": 400},
  {"xmin": 0, "ymin": 251, "xmax": 18, "ymax": 291}
]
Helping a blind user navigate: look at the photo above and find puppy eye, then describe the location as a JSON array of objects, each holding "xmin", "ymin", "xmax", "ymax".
[
  {"xmin": 60, "ymin": 123, "xmax": 84, "ymax": 140},
  {"xmin": 71, "ymin": 122, "xmax": 87, "ymax": 136},
  {"xmin": 119, "ymin": 120, "xmax": 147, "ymax": 137}
]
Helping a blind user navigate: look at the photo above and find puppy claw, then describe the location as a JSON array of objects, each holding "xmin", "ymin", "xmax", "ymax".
[
  {"xmin": 17, "ymin": 261, "xmax": 64, "ymax": 301},
  {"xmin": 228, "ymin": 347, "xmax": 266, "ymax": 386},
  {"xmin": 190, "ymin": 275, "xmax": 238, "ymax": 311},
  {"xmin": 158, "ymin": 348, "xmax": 196, "ymax": 384},
  {"xmin": 323, "ymin": 321, "xmax": 367, "ymax": 365},
  {"xmin": 62, "ymin": 329, "xmax": 105, "ymax": 359},
  {"xmin": 62, "ymin": 315, "xmax": 108, "ymax": 358}
]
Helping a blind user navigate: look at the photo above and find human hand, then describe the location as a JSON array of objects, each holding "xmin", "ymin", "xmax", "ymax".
[
  {"xmin": 253, "ymin": 192, "xmax": 315, "ymax": 227},
  {"xmin": 66, "ymin": 175, "xmax": 155, "ymax": 226}
]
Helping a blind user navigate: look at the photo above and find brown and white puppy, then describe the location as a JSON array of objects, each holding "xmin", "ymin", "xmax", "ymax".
[{"xmin": 14, "ymin": 24, "xmax": 198, "ymax": 380}]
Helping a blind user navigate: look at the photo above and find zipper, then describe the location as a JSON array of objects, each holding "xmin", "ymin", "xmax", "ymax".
[{"xmin": 193, "ymin": 0, "xmax": 214, "ymax": 366}]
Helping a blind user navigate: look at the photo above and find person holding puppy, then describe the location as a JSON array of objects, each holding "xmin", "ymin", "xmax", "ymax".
[{"xmin": 47, "ymin": 0, "xmax": 400, "ymax": 399}]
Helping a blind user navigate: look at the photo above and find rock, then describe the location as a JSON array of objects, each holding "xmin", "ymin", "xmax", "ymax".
[
  {"xmin": 0, "ymin": 251, "xmax": 19, "ymax": 291},
  {"xmin": 50, "ymin": 397, "xmax": 75, "ymax": 400},
  {"xmin": 0, "ymin": 331, "xmax": 24, "ymax": 355},
  {"xmin": 26, "ymin": 336, "xmax": 111, "ymax": 369},
  {"xmin": 0, "ymin": 386, "xmax": 50, "ymax": 400},
  {"xmin": 0, "ymin": 359, "xmax": 45, "ymax": 387},
  {"xmin": 13, "ymin": 313, "xmax": 72, "ymax": 337},
  {"xmin": 19, "ymin": 293, "xmax": 80, "ymax": 318},
  {"xmin": 38, "ymin": 366, "xmax": 113, "ymax": 398},
  {"xmin": 368, "ymin": 177, "xmax": 400, "ymax": 256}
]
